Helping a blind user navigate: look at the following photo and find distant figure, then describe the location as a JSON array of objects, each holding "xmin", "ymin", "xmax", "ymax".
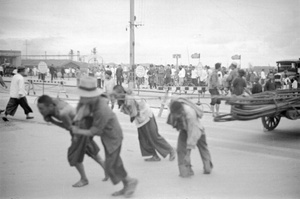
[
  {"xmin": 49, "ymin": 64, "xmax": 55, "ymax": 81},
  {"xmin": 165, "ymin": 65, "xmax": 172, "ymax": 85},
  {"xmin": 260, "ymin": 69, "xmax": 266, "ymax": 85},
  {"xmin": 95, "ymin": 69, "xmax": 102, "ymax": 88},
  {"xmin": 232, "ymin": 69, "xmax": 251, "ymax": 96},
  {"xmin": 0, "ymin": 65, "xmax": 4, "ymax": 76},
  {"xmin": 264, "ymin": 72, "xmax": 276, "ymax": 91},
  {"xmin": 0, "ymin": 75, "xmax": 8, "ymax": 114},
  {"xmin": 115, "ymin": 65, "xmax": 123, "ymax": 86},
  {"xmin": 292, "ymin": 76, "xmax": 298, "ymax": 89},
  {"xmin": 178, "ymin": 66, "xmax": 186, "ymax": 86},
  {"xmin": 61, "ymin": 67, "xmax": 65, "ymax": 79},
  {"xmin": 251, "ymin": 76, "xmax": 262, "ymax": 94},
  {"xmin": 226, "ymin": 62, "xmax": 239, "ymax": 92},
  {"xmin": 208, "ymin": 63, "xmax": 222, "ymax": 117},
  {"xmin": 104, "ymin": 70, "xmax": 116, "ymax": 109}
]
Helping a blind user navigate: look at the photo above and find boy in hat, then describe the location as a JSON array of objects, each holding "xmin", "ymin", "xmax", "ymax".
[
  {"xmin": 2, "ymin": 67, "xmax": 34, "ymax": 121},
  {"xmin": 71, "ymin": 76, "xmax": 138, "ymax": 197},
  {"xmin": 37, "ymin": 95, "xmax": 108, "ymax": 187}
]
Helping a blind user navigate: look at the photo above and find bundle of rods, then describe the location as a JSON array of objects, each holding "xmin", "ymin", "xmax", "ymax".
[{"xmin": 214, "ymin": 89, "xmax": 300, "ymax": 121}]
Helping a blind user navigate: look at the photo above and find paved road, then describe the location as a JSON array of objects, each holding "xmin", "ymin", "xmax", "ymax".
[{"xmin": 1, "ymin": 84, "xmax": 300, "ymax": 199}]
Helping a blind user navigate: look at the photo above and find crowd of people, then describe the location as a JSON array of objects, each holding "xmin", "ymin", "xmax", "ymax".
[{"xmin": 1, "ymin": 61, "xmax": 300, "ymax": 197}]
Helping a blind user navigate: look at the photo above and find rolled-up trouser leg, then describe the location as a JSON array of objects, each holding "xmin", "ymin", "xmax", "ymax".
[
  {"xmin": 196, "ymin": 134, "xmax": 213, "ymax": 173},
  {"xmin": 177, "ymin": 130, "xmax": 193, "ymax": 177}
]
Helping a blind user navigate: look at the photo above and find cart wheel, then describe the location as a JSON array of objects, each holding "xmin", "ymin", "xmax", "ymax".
[{"xmin": 261, "ymin": 115, "xmax": 281, "ymax": 131}]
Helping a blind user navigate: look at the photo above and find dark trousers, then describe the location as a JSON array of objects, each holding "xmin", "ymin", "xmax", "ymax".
[
  {"xmin": 117, "ymin": 77, "xmax": 123, "ymax": 86},
  {"xmin": 104, "ymin": 144, "xmax": 127, "ymax": 185},
  {"xmin": 177, "ymin": 131, "xmax": 212, "ymax": 173},
  {"xmin": 137, "ymin": 116, "xmax": 173, "ymax": 158},
  {"xmin": 97, "ymin": 79, "xmax": 101, "ymax": 88},
  {"xmin": 68, "ymin": 135, "xmax": 100, "ymax": 166},
  {"xmin": 4, "ymin": 97, "xmax": 33, "ymax": 116},
  {"xmin": 192, "ymin": 78, "xmax": 198, "ymax": 86}
]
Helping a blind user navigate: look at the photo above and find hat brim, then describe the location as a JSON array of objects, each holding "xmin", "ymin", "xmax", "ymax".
[{"xmin": 77, "ymin": 87, "xmax": 101, "ymax": 98}]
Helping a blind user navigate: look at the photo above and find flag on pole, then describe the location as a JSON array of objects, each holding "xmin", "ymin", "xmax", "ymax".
[{"xmin": 231, "ymin": 54, "xmax": 241, "ymax": 60}]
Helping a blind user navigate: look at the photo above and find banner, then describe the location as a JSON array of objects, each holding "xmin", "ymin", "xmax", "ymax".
[{"xmin": 231, "ymin": 54, "xmax": 241, "ymax": 60}]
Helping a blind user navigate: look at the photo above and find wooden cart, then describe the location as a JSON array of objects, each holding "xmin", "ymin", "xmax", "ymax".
[{"xmin": 214, "ymin": 89, "xmax": 300, "ymax": 131}]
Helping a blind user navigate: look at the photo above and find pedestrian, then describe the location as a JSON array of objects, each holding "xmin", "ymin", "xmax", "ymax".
[
  {"xmin": 0, "ymin": 75, "xmax": 8, "ymax": 114},
  {"xmin": 158, "ymin": 65, "xmax": 165, "ymax": 86},
  {"xmin": 191, "ymin": 66, "xmax": 198, "ymax": 86},
  {"xmin": 95, "ymin": 69, "xmax": 102, "ymax": 88},
  {"xmin": 260, "ymin": 69, "xmax": 266, "ymax": 85},
  {"xmin": 49, "ymin": 64, "xmax": 55, "ymax": 81},
  {"xmin": 61, "ymin": 67, "xmax": 65, "ymax": 79},
  {"xmin": 251, "ymin": 76, "xmax": 262, "ymax": 94},
  {"xmin": 178, "ymin": 66, "xmax": 186, "ymax": 86},
  {"xmin": 37, "ymin": 95, "xmax": 108, "ymax": 187},
  {"xmin": 113, "ymin": 85, "xmax": 176, "ymax": 162},
  {"xmin": 282, "ymin": 74, "xmax": 291, "ymax": 89},
  {"xmin": 147, "ymin": 65, "xmax": 155, "ymax": 89},
  {"xmin": 104, "ymin": 70, "xmax": 116, "ymax": 109},
  {"xmin": 232, "ymin": 69, "xmax": 251, "ymax": 96},
  {"xmin": 165, "ymin": 65, "xmax": 172, "ymax": 86},
  {"xmin": 167, "ymin": 97, "xmax": 213, "ymax": 178},
  {"xmin": 264, "ymin": 72, "xmax": 276, "ymax": 91},
  {"xmin": 71, "ymin": 76, "xmax": 138, "ymax": 197},
  {"xmin": 0, "ymin": 64, "xmax": 4, "ymax": 76},
  {"xmin": 115, "ymin": 65, "xmax": 123, "ymax": 86},
  {"xmin": 226, "ymin": 62, "xmax": 239, "ymax": 93},
  {"xmin": 33, "ymin": 66, "xmax": 37, "ymax": 76},
  {"xmin": 208, "ymin": 63, "xmax": 222, "ymax": 117},
  {"xmin": 2, "ymin": 67, "xmax": 34, "ymax": 122}
]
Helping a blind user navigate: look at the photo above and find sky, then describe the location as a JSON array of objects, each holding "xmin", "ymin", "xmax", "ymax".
[{"xmin": 0, "ymin": 0, "xmax": 299, "ymax": 67}]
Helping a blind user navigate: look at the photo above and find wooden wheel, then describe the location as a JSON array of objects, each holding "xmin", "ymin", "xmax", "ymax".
[{"xmin": 261, "ymin": 115, "xmax": 281, "ymax": 131}]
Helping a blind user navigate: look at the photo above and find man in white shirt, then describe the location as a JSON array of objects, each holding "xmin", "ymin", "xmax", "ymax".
[
  {"xmin": 260, "ymin": 69, "xmax": 266, "ymax": 85},
  {"xmin": 2, "ymin": 67, "xmax": 34, "ymax": 122},
  {"xmin": 191, "ymin": 66, "xmax": 198, "ymax": 86},
  {"xmin": 178, "ymin": 66, "xmax": 186, "ymax": 86}
]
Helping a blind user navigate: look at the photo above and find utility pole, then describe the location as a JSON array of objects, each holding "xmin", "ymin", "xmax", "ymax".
[
  {"xmin": 173, "ymin": 54, "xmax": 181, "ymax": 70},
  {"xmin": 129, "ymin": 0, "xmax": 135, "ymax": 89},
  {"xmin": 24, "ymin": 40, "xmax": 30, "ymax": 59}
]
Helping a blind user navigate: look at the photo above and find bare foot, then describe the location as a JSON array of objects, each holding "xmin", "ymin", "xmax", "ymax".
[
  {"xmin": 112, "ymin": 188, "xmax": 125, "ymax": 196},
  {"xmin": 124, "ymin": 178, "xmax": 138, "ymax": 198},
  {"xmin": 72, "ymin": 179, "xmax": 89, "ymax": 188},
  {"xmin": 102, "ymin": 176, "xmax": 109, "ymax": 181}
]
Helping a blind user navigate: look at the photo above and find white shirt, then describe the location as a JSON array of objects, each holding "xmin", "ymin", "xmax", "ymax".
[
  {"xmin": 10, "ymin": 73, "xmax": 27, "ymax": 98},
  {"xmin": 191, "ymin": 69, "xmax": 198, "ymax": 78},
  {"xmin": 217, "ymin": 71, "xmax": 223, "ymax": 85},
  {"xmin": 178, "ymin": 68, "xmax": 186, "ymax": 78},
  {"xmin": 292, "ymin": 80, "xmax": 298, "ymax": 89},
  {"xmin": 171, "ymin": 68, "xmax": 176, "ymax": 77},
  {"xmin": 261, "ymin": 71, "xmax": 266, "ymax": 79},
  {"xmin": 95, "ymin": 71, "xmax": 101, "ymax": 79}
]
